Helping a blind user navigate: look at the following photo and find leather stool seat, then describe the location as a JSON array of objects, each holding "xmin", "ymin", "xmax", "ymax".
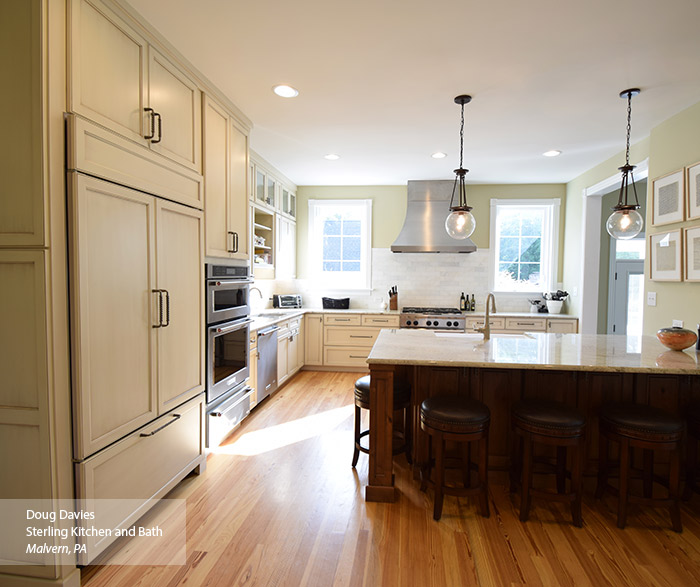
[
  {"xmin": 351, "ymin": 375, "xmax": 412, "ymax": 468},
  {"xmin": 510, "ymin": 399, "xmax": 586, "ymax": 527},
  {"xmin": 354, "ymin": 375, "xmax": 410, "ymax": 410},
  {"xmin": 420, "ymin": 395, "xmax": 490, "ymax": 521},
  {"xmin": 596, "ymin": 402, "xmax": 684, "ymax": 532}
]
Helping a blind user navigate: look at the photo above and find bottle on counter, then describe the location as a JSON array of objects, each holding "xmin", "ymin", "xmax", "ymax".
[
  {"xmin": 460, "ymin": 292, "xmax": 466, "ymax": 311},
  {"xmin": 697, "ymin": 324, "xmax": 700, "ymax": 352},
  {"xmin": 470, "ymin": 294, "xmax": 475, "ymax": 312}
]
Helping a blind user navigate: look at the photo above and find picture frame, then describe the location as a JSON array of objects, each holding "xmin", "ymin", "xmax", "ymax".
[
  {"xmin": 686, "ymin": 161, "xmax": 700, "ymax": 221},
  {"xmin": 652, "ymin": 169, "xmax": 685, "ymax": 226},
  {"xmin": 649, "ymin": 229, "xmax": 682, "ymax": 281},
  {"xmin": 685, "ymin": 225, "xmax": 700, "ymax": 281}
]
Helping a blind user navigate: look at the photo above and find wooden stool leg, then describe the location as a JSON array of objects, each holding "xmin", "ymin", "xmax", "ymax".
[
  {"xmin": 556, "ymin": 445, "xmax": 567, "ymax": 494},
  {"xmin": 595, "ymin": 433, "xmax": 609, "ymax": 499},
  {"xmin": 463, "ymin": 442, "xmax": 471, "ymax": 488},
  {"xmin": 351, "ymin": 405, "xmax": 362, "ymax": 468},
  {"xmin": 643, "ymin": 449, "xmax": 654, "ymax": 499},
  {"xmin": 420, "ymin": 434, "xmax": 432, "ymax": 492},
  {"xmin": 571, "ymin": 440, "xmax": 583, "ymax": 528},
  {"xmin": 684, "ymin": 434, "xmax": 698, "ymax": 501},
  {"xmin": 617, "ymin": 438, "xmax": 630, "ymax": 529},
  {"xmin": 520, "ymin": 432, "xmax": 533, "ymax": 522},
  {"xmin": 510, "ymin": 432, "xmax": 521, "ymax": 494},
  {"xmin": 433, "ymin": 433, "xmax": 445, "ymax": 521},
  {"xmin": 404, "ymin": 405, "xmax": 413, "ymax": 465},
  {"xmin": 669, "ymin": 445, "xmax": 682, "ymax": 533},
  {"xmin": 479, "ymin": 434, "xmax": 490, "ymax": 518}
]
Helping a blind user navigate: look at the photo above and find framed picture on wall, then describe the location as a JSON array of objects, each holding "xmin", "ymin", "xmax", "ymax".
[
  {"xmin": 685, "ymin": 225, "xmax": 700, "ymax": 281},
  {"xmin": 652, "ymin": 169, "xmax": 685, "ymax": 226},
  {"xmin": 686, "ymin": 161, "xmax": 700, "ymax": 221},
  {"xmin": 649, "ymin": 229, "xmax": 682, "ymax": 281}
]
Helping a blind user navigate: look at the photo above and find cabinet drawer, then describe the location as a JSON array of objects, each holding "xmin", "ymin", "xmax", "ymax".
[
  {"xmin": 504, "ymin": 317, "xmax": 546, "ymax": 331},
  {"xmin": 324, "ymin": 314, "xmax": 361, "ymax": 326},
  {"xmin": 361, "ymin": 315, "xmax": 400, "ymax": 327},
  {"xmin": 324, "ymin": 326, "xmax": 380, "ymax": 347},
  {"xmin": 75, "ymin": 394, "xmax": 205, "ymax": 563},
  {"xmin": 324, "ymin": 347, "xmax": 369, "ymax": 368},
  {"xmin": 546, "ymin": 318, "xmax": 578, "ymax": 333},
  {"xmin": 465, "ymin": 317, "xmax": 505, "ymax": 330}
]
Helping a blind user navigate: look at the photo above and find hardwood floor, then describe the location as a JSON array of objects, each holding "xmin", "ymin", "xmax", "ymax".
[{"xmin": 82, "ymin": 370, "xmax": 700, "ymax": 586}]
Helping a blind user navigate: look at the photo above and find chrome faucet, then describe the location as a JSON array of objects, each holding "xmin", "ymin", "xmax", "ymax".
[
  {"xmin": 250, "ymin": 286, "xmax": 263, "ymax": 299},
  {"xmin": 475, "ymin": 293, "xmax": 497, "ymax": 341}
]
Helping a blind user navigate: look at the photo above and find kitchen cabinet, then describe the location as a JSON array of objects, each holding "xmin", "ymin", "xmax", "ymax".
[
  {"xmin": 252, "ymin": 205, "xmax": 275, "ymax": 278},
  {"xmin": 253, "ymin": 166, "xmax": 275, "ymax": 208},
  {"xmin": 280, "ymin": 186, "xmax": 296, "ymax": 219},
  {"xmin": 69, "ymin": 174, "xmax": 204, "ymax": 459},
  {"xmin": 276, "ymin": 215, "xmax": 296, "ymax": 279},
  {"xmin": 546, "ymin": 318, "xmax": 579, "ymax": 333},
  {"xmin": 249, "ymin": 330, "xmax": 258, "ymax": 408},
  {"xmin": 69, "ymin": 0, "xmax": 202, "ymax": 174},
  {"xmin": 305, "ymin": 314, "xmax": 324, "ymax": 366},
  {"xmin": 322, "ymin": 313, "xmax": 399, "ymax": 369},
  {"xmin": 203, "ymin": 94, "xmax": 249, "ymax": 260},
  {"xmin": 277, "ymin": 316, "xmax": 303, "ymax": 385}
]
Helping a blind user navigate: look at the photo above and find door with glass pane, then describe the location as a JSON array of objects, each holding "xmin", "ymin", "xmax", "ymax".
[{"xmin": 607, "ymin": 236, "xmax": 645, "ymax": 336}]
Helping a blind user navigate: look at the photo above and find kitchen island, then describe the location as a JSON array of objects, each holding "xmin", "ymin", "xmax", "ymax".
[{"xmin": 365, "ymin": 330, "xmax": 700, "ymax": 502}]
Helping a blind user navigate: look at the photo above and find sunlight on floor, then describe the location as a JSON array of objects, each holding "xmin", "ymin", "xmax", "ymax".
[{"xmin": 211, "ymin": 404, "xmax": 354, "ymax": 456}]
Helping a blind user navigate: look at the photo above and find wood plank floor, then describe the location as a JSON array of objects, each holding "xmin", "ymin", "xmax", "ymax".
[{"xmin": 82, "ymin": 370, "xmax": 700, "ymax": 586}]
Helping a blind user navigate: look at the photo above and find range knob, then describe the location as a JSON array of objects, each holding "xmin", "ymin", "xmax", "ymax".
[
  {"xmin": 426, "ymin": 320, "xmax": 433, "ymax": 326},
  {"xmin": 412, "ymin": 320, "xmax": 419, "ymax": 326},
  {"xmin": 433, "ymin": 320, "xmax": 440, "ymax": 327},
  {"xmin": 405, "ymin": 320, "xmax": 412, "ymax": 326},
  {"xmin": 446, "ymin": 321, "xmax": 452, "ymax": 327}
]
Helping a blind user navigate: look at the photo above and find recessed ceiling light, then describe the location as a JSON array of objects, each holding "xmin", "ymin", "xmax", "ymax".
[
  {"xmin": 272, "ymin": 84, "xmax": 299, "ymax": 98},
  {"xmin": 432, "ymin": 152, "xmax": 447, "ymax": 159},
  {"xmin": 324, "ymin": 154, "xmax": 340, "ymax": 160},
  {"xmin": 543, "ymin": 150, "xmax": 562, "ymax": 157}
]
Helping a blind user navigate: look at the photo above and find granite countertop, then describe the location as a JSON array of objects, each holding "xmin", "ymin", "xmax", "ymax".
[{"xmin": 367, "ymin": 329, "xmax": 700, "ymax": 374}]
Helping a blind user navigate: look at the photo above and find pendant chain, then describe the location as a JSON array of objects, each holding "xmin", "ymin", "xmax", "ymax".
[
  {"xmin": 459, "ymin": 103, "xmax": 465, "ymax": 170},
  {"xmin": 625, "ymin": 92, "xmax": 632, "ymax": 167}
]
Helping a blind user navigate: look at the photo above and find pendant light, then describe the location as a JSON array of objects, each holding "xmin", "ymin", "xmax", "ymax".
[
  {"xmin": 445, "ymin": 95, "xmax": 476, "ymax": 240},
  {"xmin": 605, "ymin": 88, "xmax": 644, "ymax": 240}
]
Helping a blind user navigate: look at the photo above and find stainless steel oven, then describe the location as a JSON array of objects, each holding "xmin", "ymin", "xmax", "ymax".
[
  {"xmin": 206, "ymin": 264, "xmax": 251, "ymax": 324},
  {"xmin": 207, "ymin": 316, "xmax": 251, "ymax": 405}
]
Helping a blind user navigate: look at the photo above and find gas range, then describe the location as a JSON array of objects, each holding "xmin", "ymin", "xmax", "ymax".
[{"xmin": 400, "ymin": 307, "xmax": 466, "ymax": 331}]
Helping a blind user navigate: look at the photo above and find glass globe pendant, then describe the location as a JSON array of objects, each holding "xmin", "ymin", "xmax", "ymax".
[
  {"xmin": 606, "ymin": 89, "xmax": 643, "ymax": 240},
  {"xmin": 445, "ymin": 95, "xmax": 476, "ymax": 240}
]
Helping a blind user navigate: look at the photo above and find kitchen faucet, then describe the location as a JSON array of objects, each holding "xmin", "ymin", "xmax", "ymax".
[
  {"xmin": 250, "ymin": 286, "xmax": 263, "ymax": 299},
  {"xmin": 475, "ymin": 293, "xmax": 497, "ymax": 341}
]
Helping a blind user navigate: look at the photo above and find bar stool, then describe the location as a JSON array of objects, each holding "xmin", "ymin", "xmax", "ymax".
[
  {"xmin": 510, "ymin": 399, "xmax": 586, "ymax": 527},
  {"xmin": 419, "ymin": 395, "xmax": 490, "ymax": 521},
  {"xmin": 683, "ymin": 402, "xmax": 700, "ymax": 500},
  {"xmin": 351, "ymin": 375, "xmax": 412, "ymax": 468},
  {"xmin": 595, "ymin": 402, "xmax": 684, "ymax": 532}
]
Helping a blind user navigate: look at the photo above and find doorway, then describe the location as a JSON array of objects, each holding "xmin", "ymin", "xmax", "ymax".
[{"xmin": 606, "ymin": 236, "xmax": 646, "ymax": 335}]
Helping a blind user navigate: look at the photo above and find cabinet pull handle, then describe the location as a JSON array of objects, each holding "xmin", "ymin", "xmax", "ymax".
[
  {"xmin": 144, "ymin": 108, "xmax": 155, "ymax": 140},
  {"xmin": 152, "ymin": 289, "xmax": 164, "ymax": 327},
  {"xmin": 335, "ymin": 318, "xmax": 351, "ymax": 322},
  {"xmin": 151, "ymin": 111, "xmax": 162, "ymax": 143},
  {"xmin": 140, "ymin": 413, "xmax": 180, "ymax": 436},
  {"xmin": 163, "ymin": 289, "xmax": 170, "ymax": 326},
  {"xmin": 233, "ymin": 232, "xmax": 239, "ymax": 253},
  {"xmin": 350, "ymin": 335, "xmax": 373, "ymax": 338},
  {"xmin": 349, "ymin": 355, "xmax": 365, "ymax": 359}
]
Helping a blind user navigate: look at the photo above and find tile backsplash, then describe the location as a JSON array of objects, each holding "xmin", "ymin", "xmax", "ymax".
[{"xmin": 286, "ymin": 248, "xmax": 533, "ymax": 312}]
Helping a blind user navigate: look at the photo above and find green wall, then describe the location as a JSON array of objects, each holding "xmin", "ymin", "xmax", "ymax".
[
  {"xmin": 296, "ymin": 183, "xmax": 567, "ymax": 279},
  {"xmin": 644, "ymin": 100, "xmax": 700, "ymax": 334}
]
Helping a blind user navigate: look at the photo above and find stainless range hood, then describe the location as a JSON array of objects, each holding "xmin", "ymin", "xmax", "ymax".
[{"xmin": 391, "ymin": 180, "xmax": 477, "ymax": 253}]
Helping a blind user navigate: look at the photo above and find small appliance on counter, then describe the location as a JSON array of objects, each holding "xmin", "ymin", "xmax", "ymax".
[
  {"xmin": 272, "ymin": 294, "xmax": 302, "ymax": 308},
  {"xmin": 322, "ymin": 297, "xmax": 350, "ymax": 309}
]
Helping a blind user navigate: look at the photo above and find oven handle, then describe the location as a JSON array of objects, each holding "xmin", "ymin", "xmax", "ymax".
[
  {"xmin": 211, "ymin": 279, "xmax": 253, "ymax": 286},
  {"xmin": 215, "ymin": 318, "xmax": 253, "ymax": 334},
  {"xmin": 258, "ymin": 325, "xmax": 280, "ymax": 337},
  {"xmin": 210, "ymin": 386, "xmax": 253, "ymax": 417}
]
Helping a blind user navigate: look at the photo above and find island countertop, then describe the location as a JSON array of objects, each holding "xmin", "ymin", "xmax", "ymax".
[{"xmin": 367, "ymin": 330, "xmax": 700, "ymax": 374}]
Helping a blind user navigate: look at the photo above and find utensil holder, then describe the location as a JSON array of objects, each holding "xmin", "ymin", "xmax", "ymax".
[{"xmin": 389, "ymin": 294, "xmax": 398, "ymax": 311}]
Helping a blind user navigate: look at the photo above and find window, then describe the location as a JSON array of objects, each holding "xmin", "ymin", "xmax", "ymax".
[
  {"xmin": 489, "ymin": 199, "xmax": 560, "ymax": 293},
  {"xmin": 308, "ymin": 199, "xmax": 372, "ymax": 290}
]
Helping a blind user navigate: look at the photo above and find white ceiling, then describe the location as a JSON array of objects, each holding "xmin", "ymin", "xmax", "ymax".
[{"xmin": 126, "ymin": 0, "xmax": 700, "ymax": 186}]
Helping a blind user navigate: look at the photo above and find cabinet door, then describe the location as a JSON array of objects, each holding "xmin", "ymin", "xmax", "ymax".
[
  {"xmin": 69, "ymin": 0, "xmax": 148, "ymax": 144},
  {"xmin": 148, "ymin": 47, "xmax": 202, "ymax": 174},
  {"xmin": 276, "ymin": 216, "xmax": 296, "ymax": 279},
  {"xmin": 288, "ymin": 332, "xmax": 299, "ymax": 375},
  {"xmin": 277, "ymin": 334, "xmax": 289, "ymax": 384},
  {"xmin": 304, "ymin": 314, "xmax": 324, "ymax": 366},
  {"xmin": 203, "ymin": 96, "xmax": 231, "ymax": 258},
  {"xmin": 547, "ymin": 319, "xmax": 578, "ymax": 333},
  {"xmin": 228, "ymin": 120, "xmax": 249, "ymax": 260},
  {"xmin": 249, "ymin": 341, "xmax": 258, "ymax": 407},
  {"xmin": 70, "ymin": 175, "xmax": 157, "ymax": 459},
  {"xmin": 156, "ymin": 200, "xmax": 204, "ymax": 413}
]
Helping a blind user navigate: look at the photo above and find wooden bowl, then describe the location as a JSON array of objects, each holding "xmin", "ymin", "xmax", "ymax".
[{"xmin": 656, "ymin": 327, "xmax": 698, "ymax": 351}]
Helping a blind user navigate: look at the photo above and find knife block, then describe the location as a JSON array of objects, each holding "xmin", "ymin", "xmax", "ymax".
[{"xmin": 389, "ymin": 294, "xmax": 398, "ymax": 311}]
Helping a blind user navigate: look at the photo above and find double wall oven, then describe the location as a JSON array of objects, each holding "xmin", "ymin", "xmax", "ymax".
[{"xmin": 206, "ymin": 263, "xmax": 253, "ymax": 447}]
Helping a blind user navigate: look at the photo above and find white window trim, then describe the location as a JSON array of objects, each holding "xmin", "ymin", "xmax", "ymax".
[
  {"xmin": 488, "ymin": 198, "xmax": 561, "ymax": 295},
  {"xmin": 307, "ymin": 199, "xmax": 372, "ymax": 292}
]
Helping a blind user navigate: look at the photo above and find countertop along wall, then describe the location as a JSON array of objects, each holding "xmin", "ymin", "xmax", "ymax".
[{"xmin": 295, "ymin": 183, "xmax": 567, "ymax": 310}]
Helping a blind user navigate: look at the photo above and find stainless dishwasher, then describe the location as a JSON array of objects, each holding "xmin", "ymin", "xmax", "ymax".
[{"xmin": 256, "ymin": 325, "xmax": 279, "ymax": 403}]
